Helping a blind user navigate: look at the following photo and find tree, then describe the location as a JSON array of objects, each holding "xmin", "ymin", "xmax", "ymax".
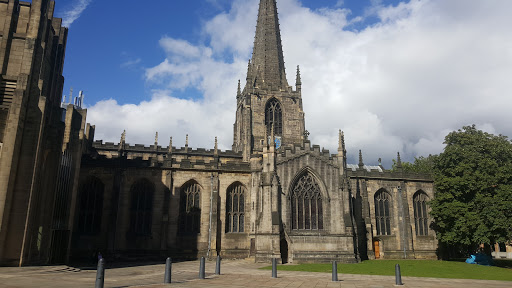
[
  {"xmin": 429, "ymin": 125, "xmax": 512, "ymax": 256},
  {"xmin": 391, "ymin": 155, "xmax": 437, "ymax": 174}
]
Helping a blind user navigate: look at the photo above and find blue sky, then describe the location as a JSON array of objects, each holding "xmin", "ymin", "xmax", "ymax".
[
  {"xmin": 57, "ymin": 0, "xmax": 402, "ymax": 105},
  {"xmin": 52, "ymin": 0, "xmax": 512, "ymax": 167}
]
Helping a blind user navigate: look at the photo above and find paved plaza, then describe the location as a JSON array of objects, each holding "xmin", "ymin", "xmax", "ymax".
[{"xmin": 0, "ymin": 259, "xmax": 510, "ymax": 288}]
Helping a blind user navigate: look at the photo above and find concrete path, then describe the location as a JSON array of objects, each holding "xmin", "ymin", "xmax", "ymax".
[{"xmin": 0, "ymin": 259, "xmax": 510, "ymax": 288}]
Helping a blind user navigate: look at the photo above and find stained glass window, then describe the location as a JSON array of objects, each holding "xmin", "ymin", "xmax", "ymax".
[
  {"xmin": 375, "ymin": 190, "xmax": 392, "ymax": 236},
  {"xmin": 226, "ymin": 183, "xmax": 246, "ymax": 233},
  {"xmin": 179, "ymin": 181, "xmax": 201, "ymax": 234},
  {"xmin": 130, "ymin": 178, "xmax": 154, "ymax": 235},
  {"xmin": 265, "ymin": 98, "xmax": 283, "ymax": 136},
  {"xmin": 291, "ymin": 173, "xmax": 323, "ymax": 230},
  {"xmin": 413, "ymin": 191, "xmax": 429, "ymax": 236}
]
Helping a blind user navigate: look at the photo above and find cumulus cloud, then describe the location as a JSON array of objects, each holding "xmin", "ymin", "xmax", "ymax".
[
  {"xmin": 87, "ymin": 0, "xmax": 512, "ymax": 167},
  {"xmin": 61, "ymin": 0, "xmax": 92, "ymax": 27}
]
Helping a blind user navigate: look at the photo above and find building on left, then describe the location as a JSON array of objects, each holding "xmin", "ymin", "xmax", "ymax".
[{"xmin": 0, "ymin": 0, "xmax": 88, "ymax": 266}]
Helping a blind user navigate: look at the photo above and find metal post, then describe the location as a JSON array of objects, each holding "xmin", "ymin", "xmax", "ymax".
[
  {"xmin": 95, "ymin": 258, "xmax": 105, "ymax": 288},
  {"xmin": 395, "ymin": 264, "xmax": 403, "ymax": 285},
  {"xmin": 199, "ymin": 257, "xmax": 205, "ymax": 279},
  {"xmin": 332, "ymin": 261, "xmax": 338, "ymax": 281},
  {"xmin": 215, "ymin": 255, "xmax": 221, "ymax": 275},
  {"xmin": 164, "ymin": 257, "xmax": 172, "ymax": 283},
  {"xmin": 272, "ymin": 258, "xmax": 277, "ymax": 278}
]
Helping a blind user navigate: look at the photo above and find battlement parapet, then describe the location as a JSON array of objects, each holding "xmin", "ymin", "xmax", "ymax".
[
  {"xmin": 92, "ymin": 140, "xmax": 243, "ymax": 158},
  {"xmin": 346, "ymin": 166, "xmax": 433, "ymax": 181},
  {"xmin": 277, "ymin": 140, "xmax": 335, "ymax": 162}
]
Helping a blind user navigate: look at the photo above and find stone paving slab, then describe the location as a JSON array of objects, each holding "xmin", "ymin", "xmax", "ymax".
[{"xmin": 0, "ymin": 259, "xmax": 510, "ymax": 288}]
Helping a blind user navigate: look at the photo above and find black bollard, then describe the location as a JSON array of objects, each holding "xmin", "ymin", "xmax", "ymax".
[
  {"xmin": 395, "ymin": 264, "xmax": 403, "ymax": 285},
  {"xmin": 199, "ymin": 257, "xmax": 206, "ymax": 279},
  {"xmin": 164, "ymin": 257, "xmax": 172, "ymax": 283},
  {"xmin": 215, "ymin": 255, "xmax": 221, "ymax": 275},
  {"xmin": 95, "ymin": 258, "xmax": 105, "ymax": 288},
  {"xmin": 332, "ymin": 260, "xmax": 338, "ymax": 282},
  {"xmin": 271, "ymin": 258, "xmax": 277, "ymax": 278}
]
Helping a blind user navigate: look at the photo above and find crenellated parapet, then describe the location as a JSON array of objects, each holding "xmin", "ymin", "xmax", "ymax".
[
  {"xmin": 276, "ymin": 140, "xmax": 337, "ymax": 166},
  {"xmin": 88, "ymin": 140, "xmax": 250, "ymax": 172},
  {"xmin": 346, "ymin": 163, "xmax": 433, "ymax": 182}
]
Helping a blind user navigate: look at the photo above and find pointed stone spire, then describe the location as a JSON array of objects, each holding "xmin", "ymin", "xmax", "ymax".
[
  {"xmin": 214, "ymin": 136, "xmax": 218, "ymax": 155},
  {"xmin": 264, "ymin": 124, "xmax": 269, "ymax": 148},
  {"xmin": 237, "ymin": 80, "xmax": 241, "ymax": 97},
  {"xmin": 185, "ymin": 134, "xmax": 189, "ymax": 152},
  {"xmin": 154, "ymin": 132, "xmax": 158, "ymax": 145},
  {"xmin": 396, "ymin": 152, "xmax": 402, "ymax": 170},
  {"xmin": 270, "ymin": 122, "xmax": 275, "ymax": 147},
  {"xmin": 119, "ymin": 130, "xmax": 126, "ymax": 151},
  {"xmin": 250, "ymin": 0, "xmax": 288, "ymax": 90},
  {"xmin": 168, "ymin": 137, "xmax": 173, "ymax": 154},
  {"xmin": 338, "ymin": 130, "xmax": 345, "ymax": 151},
  {"xmin": 359, "ymin": 150, "xmax": 364, "ymax": 168},
  {"xmin": 296, "ymin": 65, "xmax": 302, "ymax": 90}
]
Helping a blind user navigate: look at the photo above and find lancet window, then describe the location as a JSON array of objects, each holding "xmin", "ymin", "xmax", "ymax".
[
  {"xmin": 375, "ymin": 190, "xmax": 392, "ymax": 236},
  {"xmin": 129, "ymin": 178, "xmax": 154, "ymax": 235},
  {"xmin": 413, "ymin": 191, "xmax": 429, "ymax": 236},
  {"xmin": 77, "ymin": 177, "xmax": 104, "ymax": 235},
  {"xmin": 290, "ymin": 172, "xmax": 323, "ymax": 230},
  {"xmin": 265, "ymin": 98, "xmax": 283, "ymax": 136},
  {"xmin": 226, "ymin": 183, "xmax": 245, "ymax": 233},
  {"xmin": 179, "ymin": 181, "xmax": 201, "ymax": 234}
]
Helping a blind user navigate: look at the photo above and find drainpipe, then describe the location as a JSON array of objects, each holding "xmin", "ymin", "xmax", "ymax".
[{"xmin": 207, "ymin": 173, "xmax": 214, "ymax": 258}]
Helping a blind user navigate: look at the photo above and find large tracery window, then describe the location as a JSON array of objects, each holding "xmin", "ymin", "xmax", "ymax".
[
  {"xmin": 375, "ymin": 190, "xmax": 392, "ymax": 236},
  {"xmin": 226, "ymin": 183, "xmax": 245, "ymax": 233},
  {"xmin": 290, "ymin": 172, "xmax": 323, "ymax": 230},
  {"xmin": 130, "ymin": 178, "xmax": 154, "ymax": 235},
  {"xmin": 413, "ymin": 191, "xmax": 429, "ymax": 236},
  {"xmin": 265, "ymin": 98, "xmax": 282, "ymax": 136},
  {"xmin": 78, "ymin": 177, "xmax": 104, "ymax": 235},
  {"xmin": 179, "ymin": 181, "xmax": 201, "ymax": 234}
]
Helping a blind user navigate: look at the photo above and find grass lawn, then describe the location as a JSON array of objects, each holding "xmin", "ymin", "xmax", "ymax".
[{"xmin": 261, "ymin": 260, "xmax": 512, "ymax": 281}]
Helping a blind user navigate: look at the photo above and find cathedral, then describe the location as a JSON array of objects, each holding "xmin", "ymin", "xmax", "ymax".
[{"xmin": 0, "ymin": 0, "xmax": 436, "ymax": 266}]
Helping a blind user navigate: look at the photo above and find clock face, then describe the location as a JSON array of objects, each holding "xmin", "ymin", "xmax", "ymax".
[{"xmin": 275, "ymin": 137, "xmax": 282, "ymax": 149}]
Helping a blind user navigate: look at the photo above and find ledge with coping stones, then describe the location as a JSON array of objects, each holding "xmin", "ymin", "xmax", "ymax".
[
  {"xmin": 92, "ymin": 140, "xmax": 243, "ymax": 157},
  {"xmin": 346, "ymin": 168, "xmax": 433, "ymax": 181}
]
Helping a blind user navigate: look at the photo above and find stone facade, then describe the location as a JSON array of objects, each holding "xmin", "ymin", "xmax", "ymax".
[
  {"xmin": 70, "ymin": 0, "xmax": 436, "ymax": 264},
  {"xmin": 0, "ymin": 0, "xmax": 88, "ymax": 266},
  {"xmin": 0, "ymin": 0, "xmax": 437, "ymax": 266}
]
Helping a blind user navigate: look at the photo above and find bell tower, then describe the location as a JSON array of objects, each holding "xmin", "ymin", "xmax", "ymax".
[{"xmin": 233, "ymin": 0, "xmax": 305, "ymax": 159}]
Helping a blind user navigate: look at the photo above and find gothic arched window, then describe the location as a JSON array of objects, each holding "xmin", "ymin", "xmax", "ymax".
[
  {"xmin": 375, "ymin": 190, "xmax": 392, "ymax": 235},
  {"xmin": 77, "ymin": 177, "xmax": 104, "ymax": 235},
  {"xmin": 413, "ymin": 191, "xmax": 429, "ymax": 236},
  {"xmin": 179, "ymin": 180, "xmax": 201, "ymax": 234},
  {"xmin": 290, "ymin": 172, "xmax": 323, "ymax": 230},
  {"xmin": 129, "ymin": 178, "xmax": 154, "ymax": 235},
  {"xmin": 226, "ymin": 183, "xmax": 245, "ymax": 233},
  {"xmin": 265, "ymin": 98, "xmax": 283, "ymax": 136}
]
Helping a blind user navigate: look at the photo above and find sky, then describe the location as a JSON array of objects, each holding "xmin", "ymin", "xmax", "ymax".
[{"xmin": 53, "ymin": 0, "xmax": 512, "ymax": 168}]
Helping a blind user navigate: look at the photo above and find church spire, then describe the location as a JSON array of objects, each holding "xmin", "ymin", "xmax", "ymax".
[{"xmin": 249, "ymin": 0, "xmax": 288, "ymax": 90}]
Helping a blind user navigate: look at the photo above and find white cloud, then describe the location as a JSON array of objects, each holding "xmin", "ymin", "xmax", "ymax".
[
  {"xmin": 62, "ymin": 0, "xmax": 92, "ymax": 27},
  {"xmin": 87, "ymin": 0, "xmax": 512, "ymax": 168}
]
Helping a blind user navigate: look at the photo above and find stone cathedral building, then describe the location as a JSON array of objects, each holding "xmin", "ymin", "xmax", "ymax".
[{"xmin": 0, "ymin": 0, "xmax": 437, "ymax": 266}]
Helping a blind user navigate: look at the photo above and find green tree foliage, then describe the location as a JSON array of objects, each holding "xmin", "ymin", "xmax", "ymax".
[
  {"xmin": 429, "ymin": 125, "xmax": 512, "ymax": 254},
  {"xmin": 391, "ymin": 155, "xmax": 437, "ymax": 174}
]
